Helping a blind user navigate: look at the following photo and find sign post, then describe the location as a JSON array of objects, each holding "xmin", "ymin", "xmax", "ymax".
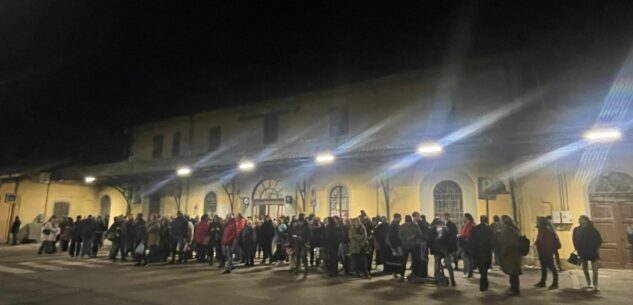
[{"xmin": 478, "ymin": 177, "xmax": 509, "ymax": 218}]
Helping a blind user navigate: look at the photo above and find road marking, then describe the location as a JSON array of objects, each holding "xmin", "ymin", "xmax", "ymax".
[
  {"xmin": 49, "ymin": 260, "xmax": 102, "ymax": 268},
  {"xmin": 18, "ymin": 262, "xmax": 67, "ymax": 271},
  {"xmin": 0, "ymin": 264, "xmax": 35, "ymax": 274}
]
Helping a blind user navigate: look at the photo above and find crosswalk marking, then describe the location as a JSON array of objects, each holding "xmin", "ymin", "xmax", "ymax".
[
  {"xmin": 0, "ymin": 264, "xmax": 35, "ymax": 274},
  {"xmin": 18, "ymin": 262, "xmax": 67, "ymax": 271},
  {"xmin": 49, "ymin": 260, "xmax": 102, "ymax": 268}
]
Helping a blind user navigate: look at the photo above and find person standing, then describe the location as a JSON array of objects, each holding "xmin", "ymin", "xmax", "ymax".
[
  {"xmin": 260, "ymin": 216, "xmax": 275, "ymax": 264},
  {"xmin": 572, "ymin": 215, "xmax": 603, "ymax": 292},
  {"xmin": 240, "ymin": 219, "xmax": 257, "ymax": 266},
  {"xmin": 458, "ymin": 213, "xmax": 476, "ymax": 278},
  {"xmin": 221, "ymin": 213, "xmax": 238, "ymax": 273},
  {"xmin": 534, "ymin": 217, "xmax": 559, "ymax": 289},
  {"xmin": 429, "ymin": 218, "xmax": 456, "ymax": 286},
  {"xmin": 273, "ymin": 217, "xmax": 289, "ymax": 266},
  {"xmin": 443, "ymin": 213, "xmax": 459, "ymax": 271},
  {"xmin": 372, "ymin": 216, "xmax": 389, "ymax": 268},
  {"xmin": 169, "ymin": 211, "xmax": 189, "ymax": 264},
  {"xmin": 399, "ymin": 215, "xmax": 423, "ymax": 280},
  {"xmin": 499, "ymin": 215, "xmax": 522, "ymax": 296},
  {"xmin": 350, "ymin": 218, "xmax": 371, "ymax": 279},
  {"xmin": 193, "ymin": 215, "xmax": 210, "ymax": 262},
  {"xmin": 289, "ymin": 213, "xmax": 311, "ymax": 278},
  {"xmin": 309, "ymin": 217, "xmax": 324, "ymax": 267},
  {"xmin": 146, "ymin": 214, "xmax": 161, "ymax": 265},
  {"xmin": 37, "ymin": 216, "xmax": 58, "ymax": 254},
  {"xmin": 627, "ymin": 223, "xmax": 633, "ymax": 262},
  {"xmin": 107, "ymin": 216, "xmax": 127, "ymax": 262},
  {"xmin": 132, "ymin": 214, "xmax": 148, "ymax": 266},
  {"xmin": 469, "ymin": 215, "xmax": 494, "ymax": 291},
  {"xmin": 92, "ymin": 216, "xmax": 106, "ymax": 257},
  {"xmin": 413, "ymin": 212, "xmax": 430, "ymax": 278},
  {"xmin": 10, "ymin": 216, "xmax": 21, "ymax": 245},
  {"xmin": 208, "ymin": 215, "xmax": 223, "ymax": 265},
  {"xmin": 324, "ymin": 216, "xmax": 343, "ymax": 276},
  {"xmin": 489, "ymin": 215, "xmax": 504, "ymax": 266},
  {"xmin": 68, "ymin": 215, "xmax": 82, "ymax": 257}
]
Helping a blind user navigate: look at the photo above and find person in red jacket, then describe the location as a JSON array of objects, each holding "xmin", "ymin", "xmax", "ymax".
[
  {"xmin": 458, "ymin": 213, "xmax": 477, "ymax": 278},
  {"xmin": 193, "ymin": 215, "xmax": 211, "ymax": 262},
  {"xmin": 221, "ymin": 214, "xmax": 238, "ymax": 273},
  {"xmin": 534, "ymin": 217, "xmax": 559, "ymax": 289}
]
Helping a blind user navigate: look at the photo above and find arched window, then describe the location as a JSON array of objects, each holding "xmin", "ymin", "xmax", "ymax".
[
  {"xmin": 329, "ymin": 185, "xmax": 349, "ymax": 218},
  {"xmin": 100, "ymin": 195, "xmax": 111, "ymax": 218},
  {"xmin": 204, "ymin": 192, "xmax": 218, "ymax": 216},
  {"xmin": 53, "ymin": 201, "xmax": 70, "ymax": 218},
  {"xmin": 433, "ymin": 180, "xmax": 463, "ymax": 226}
]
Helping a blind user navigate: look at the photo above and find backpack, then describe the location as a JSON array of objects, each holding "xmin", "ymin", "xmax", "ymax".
[{"xmin": 518, "ymin": 235, "xmax": 530, "ymax": 256}]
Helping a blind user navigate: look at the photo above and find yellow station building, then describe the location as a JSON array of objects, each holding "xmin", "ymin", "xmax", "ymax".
[{"xmin": 2, "ymin": 56, "xmax": 632, "ymax": 268}]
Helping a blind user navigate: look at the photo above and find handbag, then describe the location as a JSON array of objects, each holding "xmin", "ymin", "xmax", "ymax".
[
  {"xmin": 567, "ymin": 251, "xmax": 581, "ymax": 266},
  {"xmin": 135, "ymin": 243, "xmax": 145, "ymax": 256}
]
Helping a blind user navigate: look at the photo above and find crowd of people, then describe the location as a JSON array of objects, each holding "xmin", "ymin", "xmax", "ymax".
[{"xmin": 27, "ymin": 209, "xmax": 610, "ymax": 297}]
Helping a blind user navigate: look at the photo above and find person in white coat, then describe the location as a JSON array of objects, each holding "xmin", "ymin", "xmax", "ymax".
[{"xmin": 38, "ymin": 216, "xmax": 59, "ymax": 255}]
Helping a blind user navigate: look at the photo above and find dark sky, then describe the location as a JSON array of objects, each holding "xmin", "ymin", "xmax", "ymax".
[{"xmin": 1, "ymin": 1, "xmax": 632, "ymax": 169}]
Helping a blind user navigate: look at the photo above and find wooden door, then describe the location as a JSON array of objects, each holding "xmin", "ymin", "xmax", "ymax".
[{"xmin": 590, "ymin": 201, "xmax": 622, "ymax": 267}]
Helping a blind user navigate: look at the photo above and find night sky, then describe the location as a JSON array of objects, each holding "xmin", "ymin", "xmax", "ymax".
[{"xmin": 1, "ymin": 1, "xmax": 632, "ymax": 169}]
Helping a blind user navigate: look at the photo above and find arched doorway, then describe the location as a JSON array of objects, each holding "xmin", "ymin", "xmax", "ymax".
[
  {"xmin": 252, "ymin": 179, "xmax": 285, "ymax": 219},
  {"xmin": 204, "ymin": 192, "xmax": 218, "ymax": 217},
  {"xmin": 433, "ymin": 180, "xmax": 464, "ymax": 228},
  {"xmin": 588, "ymin": 171, "xmax": 633, "ymax": 268},
  {"xmin": 329, "ymin": 185, "xmax": 349, "ymax": 218},
  {"xmin": 53, "ymin": 201, "xmax": 70, "ymax": 218},
  {"xmin": 100, "ymin": 195, "xmax": 111, "ymax": 218}
]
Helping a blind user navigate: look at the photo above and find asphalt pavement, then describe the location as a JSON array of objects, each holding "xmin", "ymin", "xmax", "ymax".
[{"xmin": 1, "ymin": 244, "xmax": 632, "ymax": 305}]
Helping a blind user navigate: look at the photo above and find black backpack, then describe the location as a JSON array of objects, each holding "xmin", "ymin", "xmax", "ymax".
[{"xmin": 518, "ymin": 235, "xmax": 530, "ymax": 256}]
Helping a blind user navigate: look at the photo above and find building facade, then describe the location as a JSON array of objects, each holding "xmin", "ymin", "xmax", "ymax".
[{"xmin": 2, "ymin": 57, "xmax": 632, "ymax": 268}]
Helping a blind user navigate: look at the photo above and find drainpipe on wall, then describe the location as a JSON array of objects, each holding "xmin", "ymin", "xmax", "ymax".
[
  {"xmin": 509, "ymin": 178, "xmax": 521, "ymax": 228},
  {"xmin": 42, "ymin": 181, "xmax": 51, "ymax": 218}
]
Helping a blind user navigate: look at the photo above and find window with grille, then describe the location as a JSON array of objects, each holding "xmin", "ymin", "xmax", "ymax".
[
  {"xmin": 329, "ymin": 185, "xmax": 350, "ymax": 218},
  {"xmin": 204, "ymin": 192, "xmax": 218, "ymax": 216},
  {"xmin": 208, "ymin": 127, "xmax": 221, "ymax": 151},
  {"xmin": 433, "ymin": 180, "xmax": 464, "ymax": 227},
  {"xmin": 329, "ymin": 105, "xmax": 348, "ymax": 137},
  {"xmin": 152, "ymin": 135, "xmax": 164, "ymax": 159},
  {"xmin": 172, "ymin": 132, "xmax": 181, "ymax": 156}
]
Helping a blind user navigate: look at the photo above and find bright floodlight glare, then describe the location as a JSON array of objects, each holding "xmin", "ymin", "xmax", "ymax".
[
  {"xmin": 583, "ymin": 128, "xmax": 622, "ymax": 143},
  {"xmin": 417, "ymin": 143, "xmax": 443, "ymax": 156},
  {"xmin": 84, "ymin": 176, "xmax": 96, "ymax": 184},
  {"xmin": 176, "ymin": 166, "xmax": 192, "ymax": 177},
  {"xmin": 315, "ymin": 152, "xmax": 335, "ymax": 164},
  {"xmin": 239, "ymin": 161, "xmax": 255, "ymax": 171}
]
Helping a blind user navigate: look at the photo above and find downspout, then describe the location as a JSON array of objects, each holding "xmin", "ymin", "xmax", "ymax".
[{"xmin": 42, "ymin": 181, "xmax": 51, "ymax": 218}]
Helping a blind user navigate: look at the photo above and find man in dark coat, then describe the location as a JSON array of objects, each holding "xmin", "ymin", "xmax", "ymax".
[
  {"xmin": 10, "ymin": 216, "xmax": 21, "ymax": 245},
  {"xmin": 170, "ymin": 211, "xmax": 189, "ymax": 264},
  {"xmin": 372, "ymin": 216, "xmax": 389, "ymax": 266},
  {"xmin": 69, "ymin": 215, "xmax": 82, "ymax": 257},
  {"xmin": 289, "ymin": 213, "xmax": 311, "ymax": 278},
  {"xmin": 413, "ymin": 212, "xmax": 431, "ymax": 277},
  {"xmin": 469, "ymin": 215, "xmax": 495, "ymax": 291},
  {"xmin": 443, "ymin": 213, "xmax": 459, "ymax": 270},
  {"xmin": 324, "ymin": 217, "xmax": 344, "ymax": 276},
  {"xmin": 260, "ymin": 216, "xmax": 275, "ymax": 264},
  {"xmin": 572, "ymin": 215, "xmax": 603, "ymax": 291}
]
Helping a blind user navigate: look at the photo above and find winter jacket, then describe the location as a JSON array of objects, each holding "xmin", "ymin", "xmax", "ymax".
[
  {"xmin": 240, "ymin": 225, "xmax": 257, "ymax": 253},
  {"xmin": 274, "ymin": 223, "xmax": 288, "ymax": 245},
  {"xmin": 134, "ymin": 219, "xmax": 148, "ymax": 244},
  {"xmin": 573, "ymin": 223, "xmax": 603, "ymax": 261},
  {"xmin": 535, "ymin": 227, "xmax": 558, "ymax": 256},
  {"xmin": 261, "ymin": 220, "xmax": 275, "ymax": 242},
  {"xmin": 398, "ymin": 221, "xmax": 423, "ymax": 249},
  {"xmin": 40, "ymin": 222, "xmax": 58, "ymax": 242},
  {"xmin": 290, "ymin": 221, "xmax": 311, "ymax": 246},
  {"xmin": 324, "ymin": 222, "xmax": 344, "ymax": 249},
  {"xmin": 222, "ymin": 218, "xmax": 239, "ymax": 246},
  {"xmin": 387, "ymin": 221, "xmax": 402, "ymax": 248},
  {"xmin": 11, "ymin": 219, "xmax": 21, "ymax": 234},
  {"xmin": 372, "ymin": 221, "xmax": 388, "ymax": 250},
  {"xmin": 147, "ymin": 220, "xmax": 161, "ymax": 246},
  {"xmin": 209, "ymin": 221, "xmax": 223, "ymax": 246},
  {"xmin": 349, "ymin": 225, "xmax": 369, "ymax": 254},
  {"xmin": 310, "ymin": 223, "xmax": 324, "ymax": 247},
  {"xmin": 417, "ymin": 219, "xmax": 430, "ymax": 243},
  {"xmin": 194, "ymin": 220, "xmax": 210, "ymax": 244},
  {"xmin": 444, "ymin": 220, "xmax": 458, "ymax": 253},
  {"xmin": 469, "ymin": 223, "xmax": 494, "ymax": 269},
  {"xmin": 499, "ymin": 224, "xmax": 522, "ymax": 276},
  {"xmin": 170, "ymin": 216, "xmax": 189, "ymax": 239}
]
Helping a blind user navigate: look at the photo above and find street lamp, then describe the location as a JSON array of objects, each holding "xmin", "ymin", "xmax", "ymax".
[
  {"xmin": 417, "ymin": 142, "xmax": 443, "ymax": 157},
  {"xmin": 238, "ymin": 160, "xmax": 255, "ymax": 171},
  {"xmin": 176, "ymin": 166, "xmax": 192, "ymax": 177},
  {"xmin": 315, "ymin": 152, "xmax": 335, "ymax": 164},
  {"xmin": 583, "ymin": 127, "xmax": 622, "ymax": 143},
  {"xmin": 84, "ymin": 176, "xmax": 96, "ymax": 184}
]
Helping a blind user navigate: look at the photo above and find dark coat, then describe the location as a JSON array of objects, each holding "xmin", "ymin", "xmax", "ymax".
[
  {"xmin": 417, "ymin": 219, "xmax": 430, "ymax": 242},
  {"xmin": 444, "ymin": 220, "xmax": 458, "ymax": 253},
  {"xmin": 324, "ymin": 222, "xmax": 343, "ymax": 249},
  {"xmin": 240, "ymin": 225, "xmax": 257, "ymax": 254},
  {"xmin": 310, "ymin": 223, "xmax": 324, "ymax": 247},
  {"xmin": 573, "ymin": 224, "xmax": 602, "ymax": 261},
  {"xmin": 499, "ymin": 224, "xmax": 522, "ymax": 276},
  {"xmin": 387, "ymin": 221, "xmax": 402, "ymax": 248},
  {"xmin": 290, "ymin": 221, "xmax": 311, "ymax": 246},
  {"xmin": 469, "ymin": 223, "xmax": 494, "ymax": 269},
  {"xmin": 535, "ymin": 227, "xmax": 558, "ymax": 256},
  {"xmin": 170, "ymin": 216, "xmax": 189, "ymax": 239},
  {"xmin": 373, "ymin": 222, "xmax": 388, "ymax": 251},
  {"xmin": 10, "ymin": 219, "xmax": 21, "ymax": 233},
  {"xmin": 261, "ymin": 220, "xmax": 275, "ymax": 242}
]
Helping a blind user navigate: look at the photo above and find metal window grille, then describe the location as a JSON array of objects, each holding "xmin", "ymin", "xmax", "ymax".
[
  {"xmin": 329, "ymin": 185, "xmax": 349, "ymax": 218},
  {"xmin": 433, "ymin": 180, "xmax": 464, "ymax": 227}
]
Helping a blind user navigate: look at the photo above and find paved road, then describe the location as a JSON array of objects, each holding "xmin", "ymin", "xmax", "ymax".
[{"xmin": 1, "ymin": 244, "xmax": 632, "ymax": 305}]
